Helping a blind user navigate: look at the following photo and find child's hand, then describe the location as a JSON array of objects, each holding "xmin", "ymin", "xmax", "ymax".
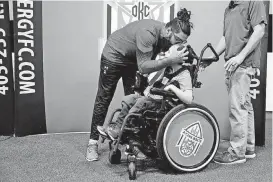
[{"xmin": 164, "ymin": 85, "xmax": 174, "ymax": 91}]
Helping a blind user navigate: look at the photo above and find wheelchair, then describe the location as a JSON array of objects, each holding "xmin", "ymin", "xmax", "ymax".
[{"xmin": 99, "ymin": 43, "xmax": 220, "ymax": 180}]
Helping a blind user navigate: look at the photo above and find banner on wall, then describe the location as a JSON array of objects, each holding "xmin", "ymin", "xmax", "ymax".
[
  {"xmin": 13, "ymin": 0, "xmax": 46, "ymax": 136},
  {"xmin": 266, "ymin": 8, "xmax": 272, "ymax": 111},
  {"xmin": 0, "ymin": 1, "xmax": 15, "ymax": 135},
  {"xmin": 249, "ymin": 1, "xmax": 270, "ymax": 146},
  {"xmin": 98, "ymin": 0, "xmax": 175, "ymax": 59},
  {"xmin": 268, "ymin": 9, "xmax": 272, "ymax": 53}
]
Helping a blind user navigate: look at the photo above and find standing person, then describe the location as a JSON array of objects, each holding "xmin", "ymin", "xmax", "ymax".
[
  {"xmin": 86, "ymin": 8, "xmax": 193, "ymax": 162},
  {"xmin": 203, "ymin": 0, "xmax": 267, "ymax": 164}
]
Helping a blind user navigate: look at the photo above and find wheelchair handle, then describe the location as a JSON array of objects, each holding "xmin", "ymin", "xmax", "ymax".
[
  {"xmin": 201, "ymin": 57, "xmax": 218, "ymax": 62},
  {"xmin": 150, "ymin": 88, "xmax": 177, "ymax": 98},
  {"xmin": 191, "ymin": 43, "xmax": 219, "ymax": 88},
  {"xmin": 200, "ymin": 43, "xmax": 219, "ymax": 63},
  {"xmin": 186, "ymin": 45, "xmax": 199, "ymax": 60},
  {"xmin": 177, "ymin": 43, "xmax": 219, "ymax": 63}
]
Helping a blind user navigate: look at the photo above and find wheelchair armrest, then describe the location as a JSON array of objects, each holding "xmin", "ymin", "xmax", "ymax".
[{"xmin": 150, "ymin": 88, "xmax": 177, "ymax": 98}]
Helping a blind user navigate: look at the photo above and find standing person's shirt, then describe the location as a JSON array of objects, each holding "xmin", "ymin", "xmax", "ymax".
[
  {"xmin": 102, "ymin": 19, "xmax": 165, "ymax": 66},
  {"xmin": 223, "ymin": 0, "xmax": 267, "ymax": 68}
]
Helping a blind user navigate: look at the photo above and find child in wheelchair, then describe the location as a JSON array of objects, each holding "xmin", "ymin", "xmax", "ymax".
[{"xmin": 97, "ymin": 44, "xmax": 193, "ymax": 159}]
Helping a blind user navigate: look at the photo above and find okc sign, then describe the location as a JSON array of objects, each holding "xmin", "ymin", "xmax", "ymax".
[
  {"xmin": 131, "ymin": 1, "xmax": 150, "ymax": 20},
  {"xmin": 98, "ymin": 0, "xmax": 175, "ymax": 59}
]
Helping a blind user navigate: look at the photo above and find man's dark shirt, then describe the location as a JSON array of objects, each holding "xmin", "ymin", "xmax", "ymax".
[{"xmin": 102, "ymin": 19, "xmax": 165, "ymax": 66}]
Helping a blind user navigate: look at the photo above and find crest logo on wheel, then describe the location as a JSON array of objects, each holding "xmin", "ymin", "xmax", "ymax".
[{"xmin": 176, "ymin": 121, "xmax": 204, "ymax": 157}]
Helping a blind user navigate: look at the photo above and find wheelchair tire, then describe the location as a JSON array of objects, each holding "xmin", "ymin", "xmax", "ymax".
[
  {"xmin": 109, "ymin": 149, "xmax": 121, "ymax": 164},
  {"xmin": 128, "ymin": 162, "xmax": 136, "ymax": 180},
  {"xmin": 156, "ymin": 103, "xmax": 220, "ymax": 172}
]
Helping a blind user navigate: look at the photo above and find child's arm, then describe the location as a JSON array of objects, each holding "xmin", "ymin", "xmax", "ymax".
[{"xmin": 164, "ymin": 85, "xmax": 193, "ymax": 104}]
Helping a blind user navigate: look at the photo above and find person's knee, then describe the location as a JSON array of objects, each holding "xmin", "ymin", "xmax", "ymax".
[
  {"xmin": 122, "ymin": 94, "xmax": 139, "ymax": 105},
  {"xmin": 121, "ymin": 101, "xmax": 130, "ymax": 110},
  {"xmin": 135, "ymin": 96, "xmax": 148, "ymax": 103},
  {"xmin": 130, "ymin": 97, "xmax": 148, "ymax": 113}
]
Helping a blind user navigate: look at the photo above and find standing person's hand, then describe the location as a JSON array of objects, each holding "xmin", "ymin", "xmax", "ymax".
[
  {"xmin": 199, "ymin": 56, "xmax": 214, "ymax": 72},
  {"xmin": 224, "ymin": 55, "xmax": 244, "ymax": 72}
]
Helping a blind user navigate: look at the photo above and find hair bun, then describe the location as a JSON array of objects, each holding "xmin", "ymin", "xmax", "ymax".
[{"xmin": 177, "ymin": 8, "xmax": 191, "ymax": 22}]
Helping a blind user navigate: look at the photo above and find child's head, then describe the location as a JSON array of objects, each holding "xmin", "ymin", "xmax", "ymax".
[{"xmin": 164, "ymin": 8, "xmax": 193, "ymax": 45}]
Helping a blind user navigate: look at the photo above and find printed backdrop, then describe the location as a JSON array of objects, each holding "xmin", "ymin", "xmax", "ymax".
[
  {"xmin": 98, "ymin": 0, "xmax": 175, "ymax": 59},
  {"xmin": 0, "ymin": 1, "xmax": 271, "ymax": 147}
]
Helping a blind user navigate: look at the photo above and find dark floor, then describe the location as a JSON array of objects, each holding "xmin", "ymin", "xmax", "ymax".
[{"xmin": 0, "ymin": 112, "xmax": 272, "ymax": 182}]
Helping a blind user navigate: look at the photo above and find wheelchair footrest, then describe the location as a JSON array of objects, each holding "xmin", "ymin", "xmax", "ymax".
[
  {"xmin": 127, "ymin": 154, "xmax": 136, "ymax": 163},
  {"xmin": 123, "ymin": 127, "xmax": 140, "ymax": 133}
]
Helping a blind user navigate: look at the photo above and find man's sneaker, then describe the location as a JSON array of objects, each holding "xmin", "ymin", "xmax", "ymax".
[
  {"xmin": 125, "ymin": 145, "xmax": 147, "ymax": 160},
  {"xmin": 213, "ymin": 151, "xmax": 246, "ymax": 165},
  {"xmin": 97, "ymin": 126, "xmax": 107, "ymax": 136},
  {"xmin": 86, "ymin": 143, "xmax": 98, "ymax": 161},
  {"xmin": 245, "ymin": 150, "xmax": 256, "ymax": 159},
  {"xmin": 106, "ymin": 124, "xmax": 121, "ymax": 140}
]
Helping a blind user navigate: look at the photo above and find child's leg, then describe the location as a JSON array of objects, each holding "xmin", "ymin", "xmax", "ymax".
[
  {"xmin": 114, "ymin": 94, "xmax": 141, "ymax": 127},
  {"xmin": 129, "ymin": 96, "xmax": 162, "ymax": 115},
  {"xmin": 125, "ymin": 96, "xmax": 162, "ymax": 159},
  {"xmin": 98, "ymin": 94, "xmax": 140, "ymax": 136},
  {"xmin": 106, "ymin": 96, "xmax": 161, "ymax": 139}
]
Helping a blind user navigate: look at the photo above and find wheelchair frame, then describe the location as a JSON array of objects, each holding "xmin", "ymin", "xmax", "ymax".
[{"xmin": 100, "ymin": 43, "xmax": 220, "ymax": 180}]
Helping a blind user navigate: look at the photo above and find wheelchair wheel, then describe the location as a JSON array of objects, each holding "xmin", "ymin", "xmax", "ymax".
[
  {"xmin": 128, "ymin": 161, "xmax": 136, "ymax": 180},
  {"xmin": 109, "ymin": 149, "xmax": 121, "ymax": 164},
  {"xmin": 156, "ymin": 103, "xmax": 220, "ymax": 172}
]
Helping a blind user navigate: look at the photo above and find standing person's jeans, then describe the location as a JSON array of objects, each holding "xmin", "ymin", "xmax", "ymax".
[
  {"xmin": 225, "ymin": 66, "xmax": 256, "ymax": 157},
  {"xmin": 90, "ymin": 56, "xmax": 137, "ymax": 140},
  {"xmin": 115, "ymin": 94, "xmax": 162, "ymax": 127}
]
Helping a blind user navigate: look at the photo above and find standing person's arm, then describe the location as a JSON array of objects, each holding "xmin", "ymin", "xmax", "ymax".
[
  {"xmin": 214, "ymin": 36, "xmax": 226, "ymax": 56},
  {"xmin": 136, "ymin": 29, "xmax": 188, "ymax": 74}
]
